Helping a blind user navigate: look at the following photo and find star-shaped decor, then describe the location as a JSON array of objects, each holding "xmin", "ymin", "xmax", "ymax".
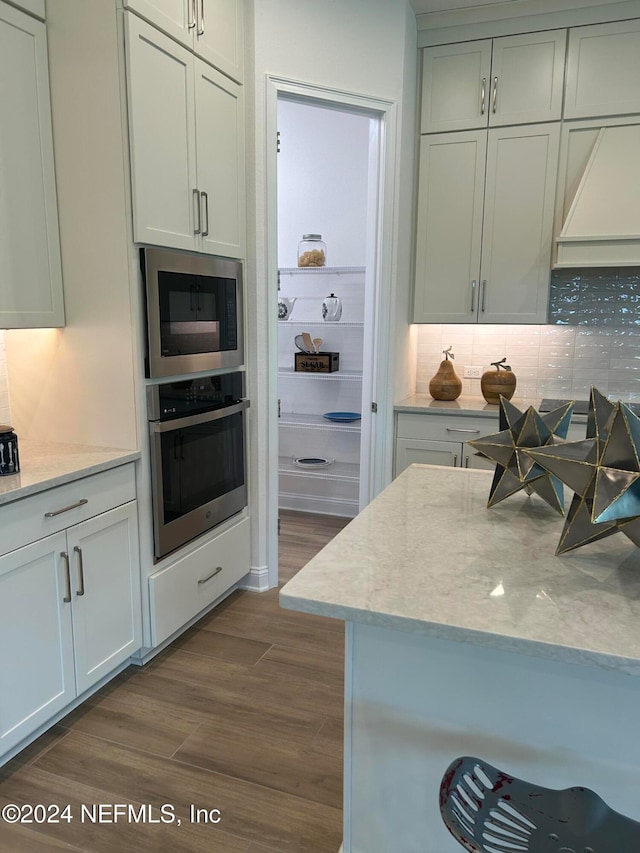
[
  {"xmin": 468, "ymin": 397, "xmax": 574, "ymax": 513},
  {"xmin": 524, "ymin": 387, "xmax": 640, "ymax": 554}
]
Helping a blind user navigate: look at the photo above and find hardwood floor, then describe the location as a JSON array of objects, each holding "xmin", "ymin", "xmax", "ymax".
[{"xmin": 0, "ymin": 511, "xmax": 350, "ymax": 853}]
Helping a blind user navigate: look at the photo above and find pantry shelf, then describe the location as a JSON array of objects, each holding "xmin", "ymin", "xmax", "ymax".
[
  {"xmin": 279, "ymin": 266, "xmax": 365, "ymax": 275},
  {"xmin": 279, "ymin": 457, "xmax": 360, "ymax": 481},
  {"xmin": 279, "ymin": 413, "xmax": 361, "ymax": 432},
  {"xmin": 278, "ymin": 368, "xmax": 362, "ymax": 381}
]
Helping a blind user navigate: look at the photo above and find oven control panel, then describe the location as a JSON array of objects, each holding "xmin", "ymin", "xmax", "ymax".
[{"xmin": 147, "ymin": 372, "xmax": 245, "ymax": 421}]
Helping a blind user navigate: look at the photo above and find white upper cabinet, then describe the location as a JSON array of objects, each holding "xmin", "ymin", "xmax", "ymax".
[
  {"xmin": 0, "ymin": 1, "xmax": 64, "ymax": 327},
  {"xmin": 125, "ymin": 13, "xmax": 245, "ymax": 257},
  {"xmin": 413, "ymin": 124, "xmax": 560, "ymax": 324},
  {"xmin": 421, "ymin": 30, "xmax": 566, "ymax": 133},
  {"xmin": 124, "ymin": 0, "xmax": 244, "ymax": 82},
  {"xmin": 564, "ymin": 20, "xmax": 640, "ymax": 120}
]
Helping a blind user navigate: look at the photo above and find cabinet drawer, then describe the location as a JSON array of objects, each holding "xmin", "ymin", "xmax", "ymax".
[
  {"xmin": 149, "ymin": 515, "xmax": 250, "ymax": 646},
  {"xmin": 396, "ymin": 413, "xmax": 496, "ymax": 443},
  {"xmin": 0, "ymin": 464, "xmax": 136, "ymax": 556}
]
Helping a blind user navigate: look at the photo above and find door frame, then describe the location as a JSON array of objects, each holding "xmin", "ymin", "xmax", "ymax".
[{"xmin": 264, "ymin": 75, "xmax": 398, "ymax": 588}]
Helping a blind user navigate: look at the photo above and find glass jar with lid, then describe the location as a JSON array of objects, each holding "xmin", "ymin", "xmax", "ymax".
[{"xmin": 297, "ymin": 234, "xmax": 327, "ymax": 268}]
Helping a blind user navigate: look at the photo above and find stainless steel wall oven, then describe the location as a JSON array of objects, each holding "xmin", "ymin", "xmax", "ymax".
[
  {"xmin": 147, "ymin": 372, "xmax": 248, "ymax": 560},
  {"xmin": 141, "ymin": 247, "xmax": 244, "ymax": 379}
]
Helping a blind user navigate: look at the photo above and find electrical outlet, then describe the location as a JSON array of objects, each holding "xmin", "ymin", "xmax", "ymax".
[{"xmin": 463, "ymin": 365, "xmax": 483, "ymax": 379}]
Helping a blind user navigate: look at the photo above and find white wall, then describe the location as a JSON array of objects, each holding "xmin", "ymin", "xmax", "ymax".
[
  {"xmin": 4, "ymin": 1, "xmax": 139, "ymax": 451},
  {"xmin": 416, "ymin": 323, "xmax": 640, "ymax": 403},
  {"xmin": 246, "ymin": 0, "xmax": 417, "ymax": 585},
  {"xmin": 0, "ymin": 333, "xmax": 11, "ymax": 426},
  {"xmin": 277, "ymin": 100, "xmax": 370, "ymax": 268}
]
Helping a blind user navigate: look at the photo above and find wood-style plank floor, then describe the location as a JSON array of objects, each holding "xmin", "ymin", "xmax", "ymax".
[{"xmin": 0, "ymin": 511, "xmax": 350, "ymax": 853}]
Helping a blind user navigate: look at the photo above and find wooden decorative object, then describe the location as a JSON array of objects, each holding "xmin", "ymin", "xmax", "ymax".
[
  {"xmin": 429, "ymin": 346, "xmax": 462, "ymax": 401},
  {"xmin": 481, "ymin": 358, "xmax": 517, "ymax": 404}
]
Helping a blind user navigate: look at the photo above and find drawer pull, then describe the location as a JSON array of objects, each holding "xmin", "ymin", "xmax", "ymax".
[
  {"xmin": 61, "ymin": 552, "xmax": 71, "ymax": 603},
  {"xmin": 73, "ymin": 546, "xmax": 85, "ymax": 596},
  {"xmin": 446, "ymin": 428, "xmax": 481, "ymax": 434},
  {"xmin": 198, "ymin": 566, "xmax": 223, "ymax": 585},
  {"xmin": 44, "ymin": 498, "xmax": 88, "ymax": 518}
]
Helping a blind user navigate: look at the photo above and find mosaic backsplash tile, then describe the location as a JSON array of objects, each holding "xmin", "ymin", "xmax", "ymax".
[{"xmin": 549, "ymin": 267, "xmax": 640, "ymax": 326}]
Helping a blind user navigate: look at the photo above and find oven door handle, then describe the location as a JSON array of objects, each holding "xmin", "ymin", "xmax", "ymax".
[{"xmin": 150, "ymin": 399, "xmax": 250, "ymax": 433}]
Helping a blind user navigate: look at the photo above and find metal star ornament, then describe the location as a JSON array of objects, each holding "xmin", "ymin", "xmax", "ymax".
[
  {"xmin": 524, "ymin": 387, "xmax": 640, "ymax": 554},
  {"xmin": 468, "ymin": 397, "xmax": 574, "ymax": 513}
]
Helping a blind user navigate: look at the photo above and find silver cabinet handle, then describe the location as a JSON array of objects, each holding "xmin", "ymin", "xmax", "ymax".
[
  {"xmin": 446, "ymin": 427, "xmax": 481, "ymax": 434},
  {"xmin": 465, "ymin": 456, "xmax": 470, "ymax": 468},
  {"xmin": 73, "ymin": 545, "xmax": 85, "ymax": 596},
  {"xmin": 201, "ymin": 190, "xmax": 209, "ymax": 237},
  {"xmin": 492, "ymin": 76, "xmax": 498, "ymax": 113},
  {"xmin": 480, "ymin": 77, "xmax": 486, "ymax": 115},
  {"xmin": 45, "ymin": 498, "xmax": 88, "ymax": 518},
  {"xmin": 481, "ymin": 279, "xmax": 487, "ymax": 312},
  {"xmin": 197, "ymin": 0, "xmax": 204, "ymax": 35},
  {"xmin": 61, "ymin": 552, "xmax": 71, "ymax": 603},
  {"xmin": 193, "ymin": 188, "xmax": 201, "ymax": 235},
  {"xmin": 188, "ymin": 0, "xmax": 196, "ymax": 28},
  {"xmin": 453, "ymin": 454, "xmax": 458, "ymax": 467},
  {"xmin": 470, "ymin": 279, "xmax": 477, "ymax": 312},
  {"xmin": 198, "ymin": 566, "xmax": 222, "ymax": 585}
]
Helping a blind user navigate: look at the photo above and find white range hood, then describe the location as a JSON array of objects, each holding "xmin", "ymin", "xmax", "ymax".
[{"xmin": 555, "ymin": 123, "xmax": 640, "ymax": 268}]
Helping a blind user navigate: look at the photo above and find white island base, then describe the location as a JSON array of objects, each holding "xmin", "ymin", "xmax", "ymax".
[{"xmin": 281, "ymin": 465, "xmax": 640, "ymax": 852}]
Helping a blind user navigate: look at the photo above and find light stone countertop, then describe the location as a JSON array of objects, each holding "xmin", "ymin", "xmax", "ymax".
[
  {"xmin": 280, "ymin": 464, "xmax": 640, "ymax": 675},
  {"xmin": 395, "ymin": 393, "xmax": 545, "ymax": 416},
  {"xmin": 0, "ymin": 440, "xmax": 140, "ymax": 506}
]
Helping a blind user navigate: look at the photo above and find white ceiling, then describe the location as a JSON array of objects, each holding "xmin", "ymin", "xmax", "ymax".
[{"xmin": 409, "ymin": 0, "xmax": 518, "ymax": 14}]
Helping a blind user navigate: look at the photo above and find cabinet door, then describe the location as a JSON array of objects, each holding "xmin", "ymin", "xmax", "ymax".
[
  {"xmin": 565, "ymin": 20, "xmax": 640, "ymax": 119},
  {"xmin": 196, "ymin": 0, "xmax": 244, "ymax": 83},
  {"xmin": 124, "ymin": 0, "xmax": 194, "ymax": 50},
  {"xmin": 463, "ymin": 442, "xmax": 495, "ymax": 471},
  {"xmin": 67, "ymin": 503, "xmax": 141, "ymax": 696},
  {"xmin": 0, "ymin": 2, "xmax": 64, "ymax": 327},
  {"xmin": 0, "ymin": 533, "xmax": 74, "ymax": 757},
  {"xmin": 479, "ymin": 124, "xmax": 560, "ymax": 324},
  {"xmin": 421, "ymin": 41, "xmax": 492, "ymax": 133},
  {"xmin": 489, "ymin": 30, "xmax": 566, "ymax": 126},
  {"xmin": 413, "ymin": 131, "xmax": 486, "ymax": 323},
  {"xmin": 195, "ymin": 58, "xmax": 245, "ymax": 258},
  {"xmin": 125, "ymin": 13, "xmax": 198, "ymax": 250},
  {"xmin": 394, "ymin": 438, "xmax": 460, "ymax": 477}
]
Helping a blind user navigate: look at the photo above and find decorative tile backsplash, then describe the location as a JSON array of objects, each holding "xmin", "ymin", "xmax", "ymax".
[
  {"xmin": 416, "ymin": 323, "xmax": 640, "ymax": 403},
  {"xmin": 0, "ymin": 332, "xmax": 11, "ymax": 425},
  {"xmin": 549, "ymin": 267, "xmax": 640, "ymax": 326}
]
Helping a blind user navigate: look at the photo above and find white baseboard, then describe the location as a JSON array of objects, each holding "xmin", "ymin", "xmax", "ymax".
[
  {"xmin": 238, "ymin": 564, "xmax": 270, "ymax": 592},
  {"xmin": 279, "ymin": 492, "xmax": 358, "ymax": 517}
]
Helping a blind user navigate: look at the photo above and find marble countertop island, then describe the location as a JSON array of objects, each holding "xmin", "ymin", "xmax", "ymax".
[
  {"xmin": 0, "ymin": 440, "xmax": 139, "ymax": 506},
  {"xmin": 280, "ymin": 464, "xmax": 640, "ymax": 674}
]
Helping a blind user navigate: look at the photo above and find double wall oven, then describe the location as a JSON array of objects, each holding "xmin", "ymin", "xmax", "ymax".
[{"xmin": 142, "ymin": 248, "xmax": 248, "ymax": 561}]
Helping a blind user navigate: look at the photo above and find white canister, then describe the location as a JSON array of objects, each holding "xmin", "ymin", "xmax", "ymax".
[{"xmin": 322, "ymin": 293, "xmax": 342, "ymax": 322}]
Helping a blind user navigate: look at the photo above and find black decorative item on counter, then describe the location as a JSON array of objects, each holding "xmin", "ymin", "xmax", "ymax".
[
  {"xmin": 0, "ymin": 426, "xmax": 19, "ymax": 476},
  {"xmin": 467, "ymin": 398, "xmax": 573, "ymax": 514},
  {"xmin": 525, "ymin": 387, "xmax": 640, "ymax": 554}
]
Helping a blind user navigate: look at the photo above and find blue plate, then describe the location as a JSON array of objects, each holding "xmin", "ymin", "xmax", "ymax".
[{"xmin": 323, "ymin": 411, "xmax": 361, "ymax": 423}]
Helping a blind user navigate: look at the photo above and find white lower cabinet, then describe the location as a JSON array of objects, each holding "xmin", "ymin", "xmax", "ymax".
[
  {"xmin": 0, "ymin": 465, "xmax": 141, "ymax": 761},
  {"xmin": 395, "ymin": 412, "xmax": 495, "ymax": 476},
  {"xmin": 149, "ymin": 514, "xmax": 250, "ymax": 646},
  {"xmin": 395, "ymin": 410, "xmax": 587, "ymax": 478}
]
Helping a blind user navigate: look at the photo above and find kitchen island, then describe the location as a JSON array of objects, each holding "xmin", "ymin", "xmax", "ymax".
[{"xmin": 280, "ymin": 464, "xmax": 640, "ymax": 852}]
